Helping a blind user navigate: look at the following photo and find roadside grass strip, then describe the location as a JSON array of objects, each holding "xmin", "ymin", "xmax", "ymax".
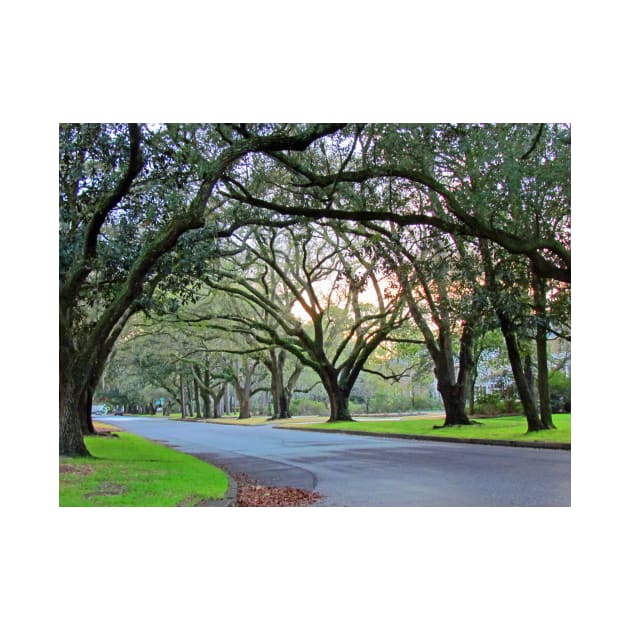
[
  {"xmin": 59, "ymin": 428, "xmax": 229, "ymax": 507},
  {"xmin": 288, "ymin": 413, "xmax": 571, "ymax": 445},
  {"xmin": 167, "ymin": 414, "xmax": 326, "ymax": 426}
]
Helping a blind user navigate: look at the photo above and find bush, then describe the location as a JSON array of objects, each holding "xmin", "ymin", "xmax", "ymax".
[
  {"xmin": 382, "ymin": 396, "xmax": 413, "ymax": 413},
  {"xmin": 350, "ymin": 395, "xmax": 440, "ymax": 414},
  {"xmin": 412, "ymin": 397, "xmax": 440, "ymax": 411},
  {"xmin": 290, "ymin": 399, "xmax": 329, "ymax": 416},
  {"xmin": 291, "ymin": 395, "xmax": 440, "ymax": 417},
  {"xmin": 549, "ymin": 371, "xmax": 571, "ymax": 412},
  {"xmin": 475, "ymin": 392, "xmax": 523, "ymax": 417},
  {"xmin": 348, "ymin": 401, "xmax": 365, "ymax": 415}
]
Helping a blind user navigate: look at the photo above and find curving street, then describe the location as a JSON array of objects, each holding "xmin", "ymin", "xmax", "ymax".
[{"xmin": 105, "ymin": 416, "xmax": 571, "ymax": 507}]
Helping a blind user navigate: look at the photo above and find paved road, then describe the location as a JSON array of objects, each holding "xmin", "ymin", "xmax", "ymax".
[{"xmin": 105, "ymin": 416, "xmax": 571, "ymax": 507}]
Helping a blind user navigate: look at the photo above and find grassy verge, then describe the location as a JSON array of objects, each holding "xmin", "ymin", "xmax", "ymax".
[
  {"xmin": 59, "ymin": 424, "xmax": 229, "ymax": 506},
  {"xmin": 168, "ymin": 414, "xmax": 326, "ymax": 426},
  {"xmin": 290, "ymin": 414, "xmax": 571, "ymax": 444}
]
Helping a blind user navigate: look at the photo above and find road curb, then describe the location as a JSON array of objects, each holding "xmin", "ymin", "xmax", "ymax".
[{"xmin": 273, "ymin": 425, "xmax": 570, "ymax": 450}]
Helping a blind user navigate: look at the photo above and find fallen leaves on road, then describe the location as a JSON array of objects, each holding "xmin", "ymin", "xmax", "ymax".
[{"xmin": 233, "ymin": 473, "xmax": 323, "ymax": 507}]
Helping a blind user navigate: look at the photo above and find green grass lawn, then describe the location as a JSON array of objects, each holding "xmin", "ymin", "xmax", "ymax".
[
  {"xmin": 292, "ymin": 413, "xmax": 571, "ymax": 444},
  {"xmin": 59, "ymin": 426, "xmax": 229, "ymax": 507}
]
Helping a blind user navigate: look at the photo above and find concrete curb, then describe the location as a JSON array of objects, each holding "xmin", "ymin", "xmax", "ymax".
[{"xmin": 273, "ymin": 425, "xmax": 570, "ymax": 450}]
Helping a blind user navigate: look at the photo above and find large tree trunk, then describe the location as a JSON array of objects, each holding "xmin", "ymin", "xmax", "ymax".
[
  {"xmin": 439, "ymin": 385, "xmax": 470, "ymax": 425},
  {"xmin": 234, "ymin": 379, "xmax": 252, "ymax": 419},
  {"xmin": 191, "ymin": 364, "xmax": 218, "ymax": 419},
  {"xmin": 212, "ymin": 394, "xmax": 222, "ymax": 418},
  {"xmin": 536, "ymin": 330, "xmax": 555, "ymax": 429},
  {"xmin": 533, "ymin": 271, "xmax": 555, "ymax": 429},
  {"xmin": 321, "ymin": 370, "xmax": 353, "ymax": 422},
  {"xmin": 179, "ymin": 369, "xmax": 187, "ymax": 420},
  {"xmin": 201, "ymin": 367, "xmax": 211, "ymax": 418},
  {"xmin": 524, "ymin": 353, "xmax": 536, "ymax": 404},
  {"xmin": 436, "ymin": 376, "xmax": 471, "ymax": 426},
  {"xmin": 60, "ymin": 316, "xmax": 94, "ymax": 456},
  {"xmin": 209, "ymin": 384, "xmax": 225, "ymax": 418},
  {"xmin": 234, "ymin": 359, "xmax": 260, "ymax": 419},
  {"xmin": 81, "ymin": 385, "xmax": 96, "ymax": 435},
  {"xmin": 60, "ymin": 302, "xmax": 138, "ymax": 455},
  {"xmin": 238, "ymin": 395, "xmax": 251, "ymax": 419},
  {"xmin": 433, "ymin": 281, "xmax": 473, "ymax": 427},
  {"xmin": 501, "ymin": 324, "xmax": 545, "ymax": 432},
  {"xmin": 433, "ymin": 324, "xmax": 476, "ymax": 427},
  {"xmin": 277, "ymin": 389, "xmax": 290, "ymax": 419},
  {"xmin": 401, "ymin": 277, "xmax": 473, "ymax": 427},
  {"xmin": 59, "ymin": 357, "xmax": 90, "ymax": 457},
  {"xmin": 267, "ymin": 349, "xmax": 291, "ymax": 419},
  {"xmin": 224, "ymin": 384, "xmax": 231, "ymax": 415},
  {"xmin": 327, "ymin": 388, "xmax": 352, "ymax": 422},
  {"xmin": 186, "ymin": 378, "xmax": 195, "ymax": 417},
  {"xmin": 267, "ymin": 352, "xmax": 281, "ymax": 419},
  {"xmin": 466, "ymin": 370, "xmax": 476, "ymax": 416},
  {"xmin": 481, "ymin": 241, "xmax": 544, "ymax": 432}
]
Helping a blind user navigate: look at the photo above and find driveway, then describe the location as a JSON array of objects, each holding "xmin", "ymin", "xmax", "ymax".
[{"xmin": 106, "ymin": 416, "xmax": 571, "ymax": 507}]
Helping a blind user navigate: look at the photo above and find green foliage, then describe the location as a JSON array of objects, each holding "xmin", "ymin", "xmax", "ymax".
[
  {"xmin": 366, "ymin": 389, "xmax": 413, "ymax": 413},
  {"xmin": 549, "ymin": 370, "xmax": 571, "ymax": 411},
  {"xmin": 348, "ymin": 401, "xmax": 365, "ymax": 415},
  {"xmin": 549, "ymin": 371, "xmax": 571, "ymax": 398},
  {"xmin": 290, "ymin": 399, "xmax": 329, "ymax": 416},
  {"xmin": 474, "ymin": 392, "xmax": 523, "ymax": 417}
]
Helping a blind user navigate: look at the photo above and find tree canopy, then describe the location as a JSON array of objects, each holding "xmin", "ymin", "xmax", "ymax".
[{"xmin": 59, "ymin": 123, "xmax": 570, "ymax": 456}]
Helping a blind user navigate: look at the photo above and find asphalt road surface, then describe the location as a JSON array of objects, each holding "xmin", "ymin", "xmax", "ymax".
[{"xmin": 105, "ymin": 416, "xmax": 571, "ymax": 507}]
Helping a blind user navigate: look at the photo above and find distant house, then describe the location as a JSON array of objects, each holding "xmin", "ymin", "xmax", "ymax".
[{"xmin": 549, "ymin": 337, "xmax": 571, "ymax": 378}]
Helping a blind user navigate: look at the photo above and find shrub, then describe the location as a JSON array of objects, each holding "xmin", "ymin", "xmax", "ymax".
[
  {"xmin": 290, "ymin": 399, "xmax": 329, "ymax": 416},
  {"xmin": 412, "ymin": 396, "xmax": 440, "ymax": 411},
  {"xmin": 348, "ymin": 401, "xmax": 365, "ymax": 415},
  {"xmin": 549, "ymin": 371, "xmax": 571, "ymax": 412},
  {"xmin": 475, "ymin": 392, "xmax": 523, "ymax": 417}
]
